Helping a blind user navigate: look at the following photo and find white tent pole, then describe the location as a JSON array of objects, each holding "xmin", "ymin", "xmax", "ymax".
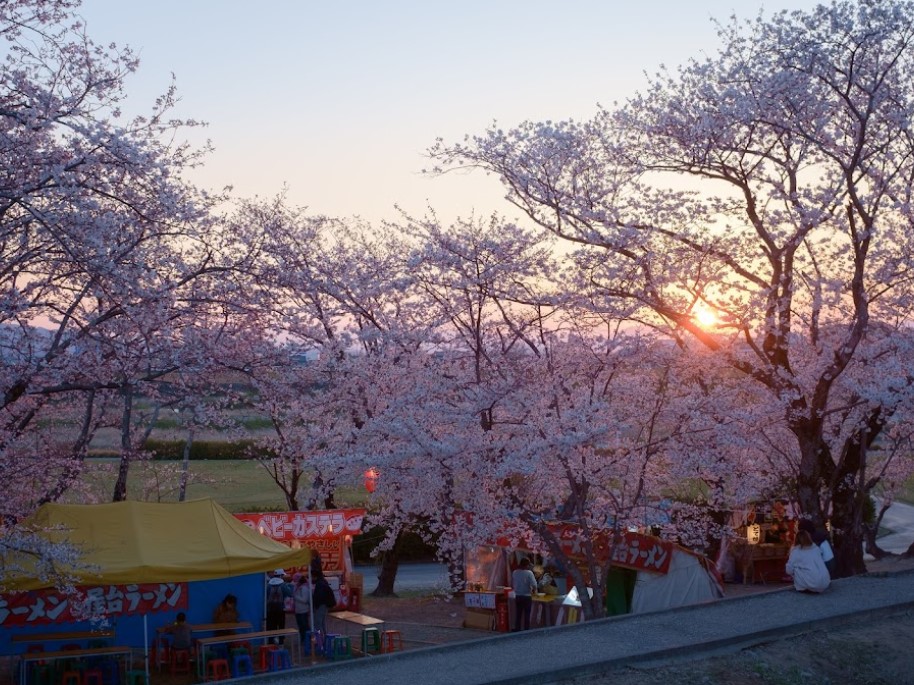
[{"xmin": 143, "ymin": 614, "xmax": 150, "ymax": 684}]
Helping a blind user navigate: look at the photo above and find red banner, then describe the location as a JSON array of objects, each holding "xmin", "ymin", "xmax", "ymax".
[
  {"xmin": 607, "ymin": 532, "xmax": 673, "ymax": 574},
  {"xmin": 0, "ymin": 583, "xmax": 187, "ymax": 628},
  {"xmin": 234, "ymin": 509, "xmax": 365, "ymax": 542},
  {"xmin": 496, "ymin": 524, "xmax": 674, "ymax": 575}
]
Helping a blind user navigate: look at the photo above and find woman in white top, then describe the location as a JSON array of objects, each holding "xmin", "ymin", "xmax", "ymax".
[{"xmin": 786, "ymin": 530, "xmax": 831, "ymax": 593}]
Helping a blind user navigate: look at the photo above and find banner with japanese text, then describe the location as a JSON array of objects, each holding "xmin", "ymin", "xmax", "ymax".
[
  {"xmin": 235, "ymin": 509, "xmax": 365, "ymax": 542},
  {"xmin": 0, "ymin": 582, "xmax": 187, "ymax": 628},
  {"xmin": 495, "ymin": 525, "xmax": 673, "ymax": 575},
  {"xmin": 234, "ymin": 509, "xmax": 364, "ymax": 576}
]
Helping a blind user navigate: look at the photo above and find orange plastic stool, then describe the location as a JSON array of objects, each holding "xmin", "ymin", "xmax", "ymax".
[{"xmin": 381, "ymin": 630, "xmax": 403, "ymax": 653}]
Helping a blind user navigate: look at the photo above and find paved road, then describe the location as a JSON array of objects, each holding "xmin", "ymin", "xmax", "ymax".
[
  {"xmin": 354, "ymin": 563, "xmax": 450, "ymax": 592},
  {"xmin": 264, "ymin": 567, "xmax": 914, "ymax": 685},
  {"xmin": 873, "ymin": 499, "xmax": 914, "ymax": 554}
]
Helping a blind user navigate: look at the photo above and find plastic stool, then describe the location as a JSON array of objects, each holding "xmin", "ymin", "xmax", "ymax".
[
  {"xmin": 83, "ymin": 670, "xmax": 103, "ymax": 685},
  {"xmin": 61, "ymin": 671, "xmax": 83, "ymax": 685},
  {"xmin": 125, "ymin": 670, "xmax": 146, "ymax": 685},
  {"xmin": 329, "ymin": 635, "xmax": 352, "ymax": 660},
  {"xmin": 96, "ymin": 659, "xmax": 120, "ymax": 685},
  {"xmin": 256, "ymin": 644, "xmax": 278, "ymax": 671},
  {"xmin": 381, "ymin": 630, "xmax": 403, "ymax": 653},
  {"xmin": 169, "ymin": 648, "xmax": 192, "ymax": 676},
  {"xmin": 205, "ymin": 659, "xmax": 230, "ymax": 682},
  {"xmin": 28, "ymin": 664, "xmax": 51, "ymax": 685},
  {"xmin": 361, "ymin": 627, "xmax": 382, "ymax": 655},
  {"xmin": 231, "ymin": 653, "xmax": 253, "ymax": 678},
  {"xmin": 228, "ymin": 641, "xmax": 252, "ymax": 655},
  {"xmin": 267, "ymin": 649, "xmax": 291, "ymax": 672},
  {"xmin": 321, "ymin": 634, "xmax": 340, "ymax": 659}
]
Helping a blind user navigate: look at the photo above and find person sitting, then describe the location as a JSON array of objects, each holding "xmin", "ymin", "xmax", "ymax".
[
  {"xmin": 212, "ymin": 593, "xmax": 239, "ymax": 634},
  {"xmin": 786, "ymin": 530, "xmax": 831, "ymax": 593},
  {"xmin": 163, "ymin": 612, "xmax": 193, "ymax": 651},
  {"xmin": 797, "ymin": 518, "xmax": 835, "ymax": 575},
  {"xmin": 534, "ymin": 565, "xmax": 558, "ymax": 594}
]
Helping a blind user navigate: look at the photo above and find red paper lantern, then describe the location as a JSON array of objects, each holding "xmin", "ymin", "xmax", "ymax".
[{"xmin": 364, "ymin": 468, "xmax": 379, "ymax": 493}]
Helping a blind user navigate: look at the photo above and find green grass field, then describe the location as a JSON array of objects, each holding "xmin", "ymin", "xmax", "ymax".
[
  {"xmin": 72, "ymin": 457, "xmax": 914, "ymax": 515},
  {"xmin": 72, "ymin": 458, "xmax": 366, "ymax": 512}
]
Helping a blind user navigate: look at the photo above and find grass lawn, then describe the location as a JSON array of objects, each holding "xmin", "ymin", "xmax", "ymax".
[
  {"xmin": 72, "ymin": 458, "xmax": 366, "ymax": 512},
  {"xmin": 73, "ymin": 459, "xmax": 289, "ymax": 511}
]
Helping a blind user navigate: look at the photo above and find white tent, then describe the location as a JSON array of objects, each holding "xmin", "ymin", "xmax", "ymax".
[{"xmin": 630, "ymin": 545, "xmax": 723, "ymax": 613}]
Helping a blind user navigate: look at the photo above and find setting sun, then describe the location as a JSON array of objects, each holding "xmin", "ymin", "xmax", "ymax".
[{"xmin": 693, "ymin": 306, "xmax": 719, "ymax": 329}]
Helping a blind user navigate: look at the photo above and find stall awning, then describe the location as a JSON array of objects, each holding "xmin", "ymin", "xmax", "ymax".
[{"xmin": 2, "ymin": 498, "xmax": 310, "ymax": 590}]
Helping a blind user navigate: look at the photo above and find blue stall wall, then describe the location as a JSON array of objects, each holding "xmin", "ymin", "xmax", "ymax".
[{"xmin": 2, "ymin": 574, "xmax": 266, "ymax": 655}]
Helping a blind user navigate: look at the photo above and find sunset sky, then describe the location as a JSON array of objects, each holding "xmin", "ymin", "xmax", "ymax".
[{"xmin": 77, "ymin": 1, "xmax": 822, "ymax": 224}]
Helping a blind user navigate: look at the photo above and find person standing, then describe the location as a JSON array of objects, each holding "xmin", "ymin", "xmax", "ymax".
[
  {"xmin": 786, "ymin": 530, "xmax": 831, "ymax": 593},
  {"xmin": 311, "ymin": 571, "xmax": 335, "ymax": 635},
  {"xmin": 511, "ymin": 558, "xmax": 538, "ymax": 631},
  {"xmin": 266, "ymin": 570, "xmax": 286, "ymax": 637},
  {"xmin": 293, "ymin": 573, "xmax": 311, "ymax": 645}
]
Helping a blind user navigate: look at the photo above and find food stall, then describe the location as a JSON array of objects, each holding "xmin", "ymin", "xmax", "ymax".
[
  {"xmin": 726, "ymin": 501, "xmax": 795, "ymax": 584},
  {"xmin": 235, "ymin": 508, "xmax": 366, "ymax": 608},
  {"xmin": 463, "ymin": 523, "xmax": 722, "ymax": 629}
]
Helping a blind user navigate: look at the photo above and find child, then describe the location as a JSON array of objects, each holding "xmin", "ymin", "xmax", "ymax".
[{"xmin": 165, "ymin": 612, "xmax": 193, "ymax": 650}]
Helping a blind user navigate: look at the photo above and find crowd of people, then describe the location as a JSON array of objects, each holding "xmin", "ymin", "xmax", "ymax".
[
  {"xmin": 214, "ymin": 561, "xmax": 340, "ymax": 647},
  {"xmin": 157, "ymin": 554, "xmax": 344, "ymax": 663}
]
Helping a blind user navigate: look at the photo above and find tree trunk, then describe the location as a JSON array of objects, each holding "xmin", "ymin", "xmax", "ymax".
[
  {"xmin": 792, "ymin": 424, "xmax": 869, "ymax": 578},
  {"xmin": 370, "ymin": 531, "xmax": 405, "ymax": 597},
  {"xmin": 179, "ymin": 427, "xmax": 193, "ymax": 502},
  {"xmin": 112, "ymin": 385, "xmax": 133, "ymax": 502}
]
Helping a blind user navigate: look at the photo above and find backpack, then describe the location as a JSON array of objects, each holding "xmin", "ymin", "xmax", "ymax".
[
  {"xmin": 314, "ymin": 580, "xmax": 335, "ymax": 609},
  {"xmin": 267, "ymin": 583, "xmax": 284, "ymax": 607}
]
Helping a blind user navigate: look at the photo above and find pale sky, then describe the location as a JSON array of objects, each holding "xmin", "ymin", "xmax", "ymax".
[{"xmin": 76, "ymin": 1, "xmax": 822, "ymax": 225}]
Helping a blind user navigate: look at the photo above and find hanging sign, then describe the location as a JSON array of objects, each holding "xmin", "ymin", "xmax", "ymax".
[{"xmin": 0, "ymin": 582, "xmax": 187, "ymax": 628}]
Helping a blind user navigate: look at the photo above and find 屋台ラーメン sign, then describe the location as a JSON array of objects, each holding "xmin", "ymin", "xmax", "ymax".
[{"xmin": 1, "ymin": 582, "xmax": 187, "ymax": 628}]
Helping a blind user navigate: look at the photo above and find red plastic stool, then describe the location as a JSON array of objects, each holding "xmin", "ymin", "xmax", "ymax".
[
  {"xmin": 170, "ymin": 648, "xmax": 192, "ymax": 675},
  {"xmin": 206, "ymin": 659, "xmax": 230, "ymax": 682},
  {"xmin": 82, "ymin": 669, "xmax": 103, "ymax": 685},
  {"xmin": 60, "ymin": 671, "xmax": 83, "ymax": 685},
  {"xmin": 381, "ymin": 630, "xmax": 403, "ymax": 653},
  {"xmin": 256, "ymin": 644, "xmax": 278, "ymax": 671}
]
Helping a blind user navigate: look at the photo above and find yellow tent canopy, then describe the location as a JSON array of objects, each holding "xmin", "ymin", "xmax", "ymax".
[{"xmin": 4, "ymin": 499, "xmax": 310, "ymax": 591}]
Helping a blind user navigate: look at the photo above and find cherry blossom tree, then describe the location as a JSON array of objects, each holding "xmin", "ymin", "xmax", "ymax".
[
  {"xmin": 431, "ymin": 0, "xmax": 914, "ymax": 576},
  {"xmin": 330, "ymin": 214, "xmax": 751, "ymax": 616},
  {"xmin": 0, "ymin": 0, "xmax": 258, "ymax": 585}
]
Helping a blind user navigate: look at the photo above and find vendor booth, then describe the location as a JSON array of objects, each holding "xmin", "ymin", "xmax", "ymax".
[
  {"xmin": 0, "ymin": 499, "xmax": 309, "ymax": 670},
  {"xmin": 235, "ymin": 508, "xmax": 365, "ymax": 609},
  {"xmin": 464, "ymin": 525, "xmax": 723, "ymax": 630},
  {"xmin": 721, "ymin": 500, "xmax": 796, "ymax": 585}
]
